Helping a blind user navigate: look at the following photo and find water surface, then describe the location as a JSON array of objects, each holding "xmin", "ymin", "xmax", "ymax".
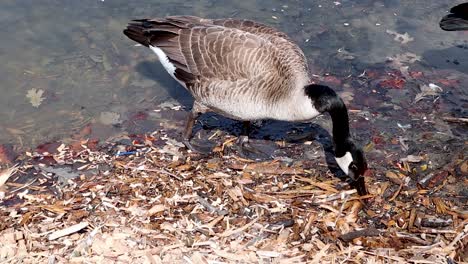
[{"xmin": 0, "ymin": 0, "xmax": 466, "ymax": 152}]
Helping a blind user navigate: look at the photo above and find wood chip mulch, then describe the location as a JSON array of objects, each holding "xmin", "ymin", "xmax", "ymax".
[{"xmin": 0, "ymin": 131, "xmax": 466, "ymax": 263}]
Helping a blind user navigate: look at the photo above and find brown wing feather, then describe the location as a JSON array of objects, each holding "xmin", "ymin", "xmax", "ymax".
[
  {"xmin": 213, "ymin": 18, "xmax": 291, "ymax": 40},
  {"xmin": 212, "ymin": 19, "xmax": 308, "ymax": 72}
]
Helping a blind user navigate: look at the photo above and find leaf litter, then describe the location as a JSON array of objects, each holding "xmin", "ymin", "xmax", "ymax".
[{"xmin": 0, "ymin": 114, "xmax": 466, "ymax": 263}]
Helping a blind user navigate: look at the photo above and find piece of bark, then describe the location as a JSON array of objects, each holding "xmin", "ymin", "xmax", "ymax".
[{"xmin": 339, "ymin": 227, "xmax": 382, "ymax": 242}]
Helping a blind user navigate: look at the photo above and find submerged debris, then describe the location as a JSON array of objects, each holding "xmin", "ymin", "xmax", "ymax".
[
  {"xmin": 386, "ymin": 30, "xmax": 414, "ymax": 44},
  {"xmin": 26, "ymin": 88, "xmax": 45, "ymax": 108}
]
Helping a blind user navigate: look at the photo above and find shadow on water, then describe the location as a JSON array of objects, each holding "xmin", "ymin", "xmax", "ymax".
[
  {"xmin": 135, "ymin": 61, "xmax": 194, "ymax": 108},
  {"xmin": 193, "ymin": 112, "xmax": 349, "ymax": 182},
  {"xmin": 422, "ymin": 45, "xmax": 468, "ymax": 74}
]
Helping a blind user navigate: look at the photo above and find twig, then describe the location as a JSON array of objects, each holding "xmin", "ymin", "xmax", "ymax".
[
  {"xmin": 228, "ymin": 162, "xmax": 305, "ymax": 175},
  {"xmin": 0, "ymin": 164, "xmax": 19, "ymax": 187},
  {"xmin": 295, "ymin": 176, "xmax": 338, "ymax": 193},
  {"xmin": 361, "ymin": 250, "xmax": 407, "ymax": 262},
  {"xmin": 446, "ymin": 224, "xmax": 468, "ymax": 249},
  {"xmin": 160, "ymin": 243, "xmax": 185, "ymax": 255},
  {"xmin": 125, "ymin": 166, "xmax": 183, "ymax": 181},
  {"xmin": 310, "ymin": 244, "xmax": 330, "ymax": 263},
  {"xmin": 389, "ymin": 183, "xmax": 403, "ymax": 202},
  {"xmin": 9, "ymin": 178, "xmax": 38, "ymax": 193},
  {"xmin": 312, "ymin": 189, "xmax": 357, "ymax": 204},
  {"xmin": 443, "ymin": 117, "xmax": 468, "ymax": 124},
  {"xmin": 48, "ymin": 222, "xmax": 89, "ymax": 240},
  {"xmin": 395, "ymin": 232, "xmax": 432, "ymax": 245},
  {"xmin": 414, "ymin": 228, "xmax": 457, "ymax": 234},
  {"xmin": 219, "ymin": 218, "xmax": 258, "ymax": 237}
]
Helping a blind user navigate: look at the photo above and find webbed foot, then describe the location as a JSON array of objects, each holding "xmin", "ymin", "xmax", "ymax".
[
  {"xmin": 234, "ymin": 136, "xmax": 277, "ymax": 161},
  {"xmin": 183, "ymin": 138, "xmax": 216, "ymax": 155}
]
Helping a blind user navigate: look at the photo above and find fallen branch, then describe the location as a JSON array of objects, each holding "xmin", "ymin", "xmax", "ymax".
[
  {"xmin": 442, "ymin": 117, "xmax": 468, "ymax": 124},
  {"xmin": 219, "ymin": 218, "xmax": 258, "ymax": 237}
]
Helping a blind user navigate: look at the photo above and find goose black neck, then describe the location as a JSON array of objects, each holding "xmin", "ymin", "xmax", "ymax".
[{"xmin": 305, "ymin": 84, "xmax": 351, "ymax": 157}]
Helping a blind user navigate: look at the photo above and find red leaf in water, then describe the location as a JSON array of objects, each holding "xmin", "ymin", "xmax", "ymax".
[
  {"xmin": 0, "ymin": 144, "xmax": 18, "ymax": 164},
  {"xmin": 73, "ymin": 123, "xmax": 92, "ymax": 140},
  {"xmin": 69, "ymin": 141, "xmax": 85, "ymax": 152},
  {"xmin": 372, "ymin": 135, "xmax": 385, "ymax": 145},
  {"xmin": 409, "ymin": 71, "xmax": 424, "ymax": 79},
  {"xmin": 323, "ymin": 75, "xmax": 342, "ymax": 86},
  {"xmin": 379, "ymin": 78, "xmax": 406, "ymax": 89},
  {"xmin": 131, "ymin": 111, "xmax": 148, "ymax": 121},
  {"xmin": 435, "ymin": 79, "xmax": 459, "ymax": 87},
  {"xmin": 36, "ymin": 141, "xmax": 61, "ymax": 154},
  {"xmin": 86, "ymin": 139, "xmax": 99, "ymax": 151},
  {"xmin": 365, "ymin": 70, "xmax": 380, "ymax": 79}
]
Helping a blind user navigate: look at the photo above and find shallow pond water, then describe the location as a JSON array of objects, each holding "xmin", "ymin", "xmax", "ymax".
[{"xmin": 0, "ymin": 0, "xmax": 466, "ymax": 164}]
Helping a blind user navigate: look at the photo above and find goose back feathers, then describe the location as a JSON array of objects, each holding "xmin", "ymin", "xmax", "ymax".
[{"xmin": 124, "ymin": 16, "xmax": 319, "ymax": 121}]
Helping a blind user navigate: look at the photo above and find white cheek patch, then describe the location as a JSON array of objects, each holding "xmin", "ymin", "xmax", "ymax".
[
  {"xmin": 150, "ymin": 46, "xmax": 176, "ymax": 77},
  {"xmin": 335, "ymin": 152, "xmax": 353, "ymax": 175}
]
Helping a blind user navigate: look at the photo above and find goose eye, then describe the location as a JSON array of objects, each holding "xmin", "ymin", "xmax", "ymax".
[{"xmin": 350, "ymin": 163, "xmax": 358, "ymax": 171}]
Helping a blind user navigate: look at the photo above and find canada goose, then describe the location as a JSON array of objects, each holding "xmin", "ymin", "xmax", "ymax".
[
  {"xmin": 123, "ymin": 16, "xmax": 368, "ymax": 195},
  {"xmin": 440, "ymin": 2, "xmax": 468, "ymax": 31}
]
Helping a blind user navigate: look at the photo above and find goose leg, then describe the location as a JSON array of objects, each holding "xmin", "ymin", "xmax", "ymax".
[
  {"xmin": 182, "ymin": 111, "xmax": 198, "ymax": 141},
  {"xmin": 235, "ymin": 121, "xmax": 272, "ymax": 161},
  {"xmin": 235, "ymin": 121, "xmax": 251, "ymax": 146},
  {"xmin": 182, "ymin": 103, "xmax": 214, "ymax": 154}
]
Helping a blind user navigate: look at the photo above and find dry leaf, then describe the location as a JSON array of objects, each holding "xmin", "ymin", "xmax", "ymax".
[
  {"xmin": 26, "ymin": 88, "xmax": 45, "ymax": 107},
  {"xmin": 386, "ymin": 30, "xmax": 414, "ymax": 44},
  {"xmin": 100, "ymin": 111, "xmax": 121, "ymax": 125},
  {"xmin": 0, "ymin": 165, "xmax": 18, "ymax": 187}
]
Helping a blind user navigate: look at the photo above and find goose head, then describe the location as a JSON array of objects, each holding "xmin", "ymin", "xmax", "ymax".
[
  {"xmin": 335, "ymin": 141, "xmax": 368, "ymax": 182},
  {"xmin": 305, "ymin": 84, "xmax": 368, "ymax": 194},
  {"xmin": 335, "ymin": 141, "xmax": 368, "ymax": 196}
]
